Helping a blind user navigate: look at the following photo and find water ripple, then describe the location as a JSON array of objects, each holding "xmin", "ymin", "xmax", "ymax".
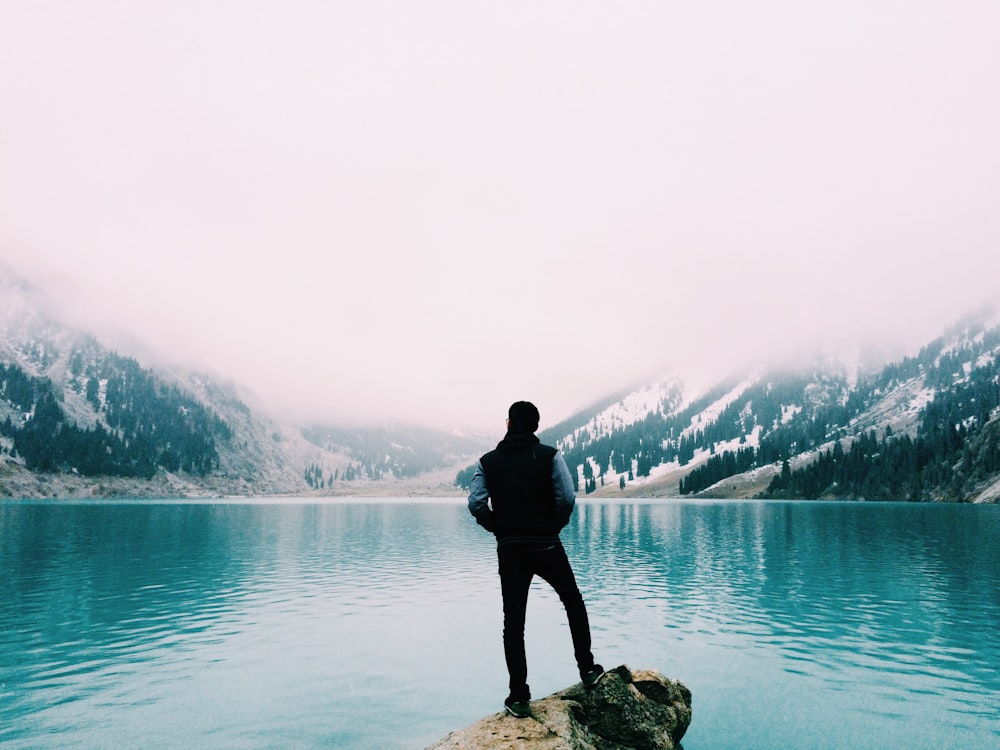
[{"xmin": 2, "ymin": 499, "xmax": 999, "ymax": 749}]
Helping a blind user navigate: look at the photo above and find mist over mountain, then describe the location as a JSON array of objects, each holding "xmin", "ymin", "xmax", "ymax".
[
  {"xmin": 2, "ymin": 265, "xmax": 998, "ymax": 502},
  {"xmin": 300, "ymin": 424, "xmax": 489, "ymax": 484},
  {"xmin": 516, "ymin": 308, "xmax": 1000, "ymax": 504},
  {"xmin": 0, "ymin": 269, "xmax": 485, "ymax": 498}
]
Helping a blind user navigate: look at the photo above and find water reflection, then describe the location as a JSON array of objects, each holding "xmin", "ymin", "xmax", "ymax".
[
  {"xmin": 569, "ymin": 501, "xmax": 1000, "ymax": 739},
  {"xmin": 2, "ymin": 499, "xmax": 998, "ymax": 749},
  {"xmin": 1, "ymin": 501, "xmax": 498, "ymax": 749}
]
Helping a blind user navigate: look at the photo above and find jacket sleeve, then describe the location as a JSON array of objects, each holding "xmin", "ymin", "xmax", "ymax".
[
  {"xmin": 467, "ymin": 460, "xmax": 495, "ymax": 532},
  {"xmin": 552, "ymin": 451, "xmax": 576, "ymax": 528}
]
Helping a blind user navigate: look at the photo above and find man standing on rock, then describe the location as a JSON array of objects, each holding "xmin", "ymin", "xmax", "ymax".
[{"xmin": 468, "ymin": 401, "xmax": 603, "ymax": 718}]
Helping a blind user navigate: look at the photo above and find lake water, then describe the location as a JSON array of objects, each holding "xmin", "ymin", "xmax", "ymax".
[{"xmin": 1, "ymin": 499, "xmax": 998, "ymax": 750}]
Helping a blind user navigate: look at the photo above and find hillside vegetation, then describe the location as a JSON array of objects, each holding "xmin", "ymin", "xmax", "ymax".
[
  {"xmin": 3, "ymin": 267, "xmax": 997, "ymax": 502},
  {"xmin": 522, "ymin": 312, "xmax": 1000, "ymax": 504}
]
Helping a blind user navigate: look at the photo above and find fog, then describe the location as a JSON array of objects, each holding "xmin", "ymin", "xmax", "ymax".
[{"xmin": 2, "ymin": 2, "xmax": 998, "ymax": 432}]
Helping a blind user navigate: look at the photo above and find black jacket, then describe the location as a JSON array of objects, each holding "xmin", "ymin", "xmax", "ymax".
[{"xmin": 470, "ymin": 429, "xmax": 574, "ymax": 543}]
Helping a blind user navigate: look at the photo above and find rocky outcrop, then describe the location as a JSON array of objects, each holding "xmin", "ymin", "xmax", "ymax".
[{"xmin": 426, "ymin": 665, "xmax": 691, "ymax": 750}]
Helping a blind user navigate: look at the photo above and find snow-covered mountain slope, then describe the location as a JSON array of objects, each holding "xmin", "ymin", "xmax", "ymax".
[
  {"xmin": 1, "ymin": 269, "xmax": 474, "ymax": 498},
  {"xmin": 550, "ymin": 309, "xmax": 1000, "ymax": 503},
  {"xmin": 4, "ymin": 263, "xmax": 997, "ymax": 502}
]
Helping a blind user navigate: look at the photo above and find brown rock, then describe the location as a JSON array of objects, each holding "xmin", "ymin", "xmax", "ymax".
[{"xmin": 426, "ymin": 665, "xmax": 691, "ymax": 750}]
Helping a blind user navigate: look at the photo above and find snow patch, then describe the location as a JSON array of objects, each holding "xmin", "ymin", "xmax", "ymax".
[
  {"xmin": 909, "ymin": 388, "xmax": 936, "ymax": 413},
  {"xmin": 563, "ymin": 373, "xmax": 692, "ymax": 450},
  {"xmin": 781, "ymin": 404, "xmax": 802, "ymax": 425},
  {"xmin": 679, "ymin": 376, "xmax": 757, "ymax": 439}
]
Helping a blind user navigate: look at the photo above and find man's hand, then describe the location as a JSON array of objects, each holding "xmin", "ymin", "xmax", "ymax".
[{"xmin": 474, "ymin": 509, "xmax": 496, "ymax": 533}]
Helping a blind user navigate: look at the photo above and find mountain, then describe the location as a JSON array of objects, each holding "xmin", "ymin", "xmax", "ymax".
[
  {"xmin": 0, "ymin": 269, "xmax": 483, "ymax": 498},
  {"xmin": 505, "ymin": 308, "xmax": 1000, "ymax": 504},
  {"xmin": 301, "ymin": 423, "xmax": 488, "ymax": 484},
  {"xmin": 4, "ymin": 265, "xmax": 998, "ymax": 503}
]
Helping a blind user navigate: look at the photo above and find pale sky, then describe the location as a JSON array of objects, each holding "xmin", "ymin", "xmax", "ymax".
[{"xmin": 2, "ymin": 1, "xmax": 998, "ymax": 431}]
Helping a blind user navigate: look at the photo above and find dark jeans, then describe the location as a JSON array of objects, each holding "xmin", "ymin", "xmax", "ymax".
[{"xmin": 497, "ymin": 540, "xmax": 594, "ymax": 700}]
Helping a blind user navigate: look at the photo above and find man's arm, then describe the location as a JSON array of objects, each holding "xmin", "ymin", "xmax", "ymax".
[
  {"xmin": 552, "ymin": 451, "xmax": 576, "ymax": 528},
  {"xmin": 467, "ymin": 460, "xmax": 495, "ymax": 532}
]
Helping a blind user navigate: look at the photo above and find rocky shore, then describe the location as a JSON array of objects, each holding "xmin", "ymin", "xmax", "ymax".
[{"xmin": 426, "ymin": 665, "xmax": 691, "ymax": 750}]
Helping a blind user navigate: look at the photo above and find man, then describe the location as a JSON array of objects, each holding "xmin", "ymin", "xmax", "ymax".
[{"xmin": 468, "ymin": 401, "xmax": 603, "ymax": 719}]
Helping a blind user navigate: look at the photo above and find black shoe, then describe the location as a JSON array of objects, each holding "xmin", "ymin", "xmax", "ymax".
[
  {"xmin": 504, "ymin": 695, "xmax": 531, "ymax": 719},
  {"xmin": 581, "ymin": 664, "xmax": 605, "ymax": 689}
]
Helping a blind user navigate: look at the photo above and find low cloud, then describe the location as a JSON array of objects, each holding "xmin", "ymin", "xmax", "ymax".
[{"xmin": 3, "ymin": 2, "xmax": 998, "ymax": 431}]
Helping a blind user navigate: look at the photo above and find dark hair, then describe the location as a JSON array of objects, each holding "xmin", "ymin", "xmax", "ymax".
[{"xmin": 508, "ymin": 401, "xmax": 540, "ymax": 433}]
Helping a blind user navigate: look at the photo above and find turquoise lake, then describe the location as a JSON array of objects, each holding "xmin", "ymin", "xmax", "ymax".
[{"xmin": 2, "ymin": 499, "xmax": 998, "ymax": 749}]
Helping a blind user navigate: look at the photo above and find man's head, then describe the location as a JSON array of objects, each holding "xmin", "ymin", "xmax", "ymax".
[{"xmin": 507, "ymin": 401, "xmax": 540, "ymax": 434}]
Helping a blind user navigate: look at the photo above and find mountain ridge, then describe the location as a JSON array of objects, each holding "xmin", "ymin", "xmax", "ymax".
[
  {"xmin": 3, "ymin": 266, "xmax": 998, "ymax": 502},
  {"xmin": 545, "ymin": 307, "xmax": 1000, "ymax": 504},
  {"xmin": 0, "ymin": 270, "xmax": 483, "ymax": 498}
]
